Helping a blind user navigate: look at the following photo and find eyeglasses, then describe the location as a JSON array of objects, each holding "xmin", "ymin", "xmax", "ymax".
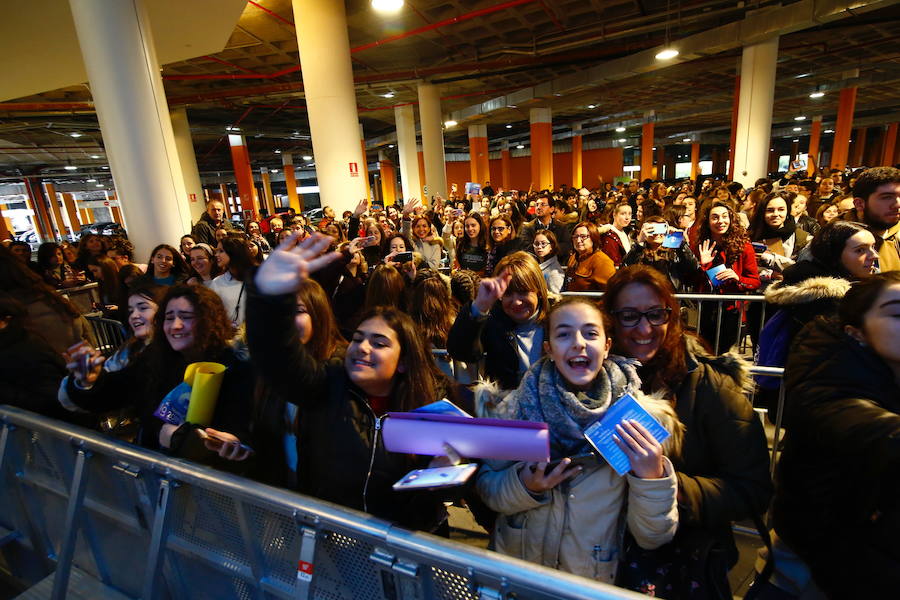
[
  {"xmin": 572, "ymin": 234, "xmax": 591, "ymax": 241},
  {"xmin": 490, "ymin": 226, "xmax": 508, "ymax": 232},
  {"xmin": 533, "ymin": 241, "xmax": 550, "ymax": 248},
  {"xmin": 611, "ymin": 307, "xmax": 672, "ymax": 328}
]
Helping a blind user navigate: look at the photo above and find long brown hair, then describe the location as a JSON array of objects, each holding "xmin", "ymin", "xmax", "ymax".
[
  {"xmin": 364, "ymin": 264, "xmax": 407, "ymax": 313},
  {"xmin": 603, "ymin": 265, "xmax": 689, "ymax": 393},
  {"xmin": 694, "ymin": 200, "xmax": 749, "ymax": 265},
  {"xmin": 408, "ymin": 272, "xmax": 456, "ymax": 348},
  {"xmin": 352, "ymin": 307, "xmax": 446, "ymax": 413},
  {"xmin": 296, "ymin": 279, "xmax": 346, "ymax": 361}
]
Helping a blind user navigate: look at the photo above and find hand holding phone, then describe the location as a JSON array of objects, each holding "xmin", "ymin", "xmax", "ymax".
[
  {"xmin": 64, "ymin": 341, "xmax": 103, "ymax": 387},
  {"xmin": 198, "ymin": 428, "xmax": 254, "ymax": 461}
]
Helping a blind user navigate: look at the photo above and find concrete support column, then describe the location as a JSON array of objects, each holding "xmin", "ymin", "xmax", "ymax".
[
  {"xmin": 732, "ymin": 37, "xmax": 779, "ymax": 187},
  {"xmin": 24, "ymin": 179, "xmax": 52, "ymax": 241},
  {"xmin": 882, "ymin": 123, "xmax": 898, "ymax": 167},
  {"xmin": 62, "ymin": 193, "xmax": 82, "ymax": 232},
  {"xmin": 571, "ymin": 124, "xmax": 583, "ymax": 188},
  {"xmin": 690, "ymin": 143, "xmax": 700, "ymax": 181},
  {"xmin": 468, "ymin": 124, "xmax": 490, "ymax": 186},
  {"xmin": 807, "ymin": 117, "xmax": 822, "ymax": 176},
  {"xmin": 281, "ymin": 153, "xmax": 302, "ymax": 212},
  {"xmin": 417, "ymin": 82, "xmax": 448, "ymax": 202},
  {"xmin": 500, "ymin": 141, "xmax": 511, "ymax": 190},
  {"xmin": 394, "ymin": 104, "xmax": 422, "ymax": 202},
  {"xmin": 228, "ymin": 135, "xmax": 258, "ymax": 219},
  {"xmin": 641, "ymin": 121, "xmax": 655, "ymax": 181},
  {"xmin": 43, "ymin": 182, "xmax": 66, "ymax": 239},
  {"xmin": 260, "ymin": 167, "xmax": 275, "ymax": 215},
  {"xmin": 529, "ymin": 107, "xmax": 553, "ymax": 191},
  {"xmin": 170, "ymin": 106, "xmax": 205, "ymax": 223},
  {"xmin": 68, "ymin": 0, "xmax": 192, "ymax": 258},
  {"xmin": 360, "ymin": 124, "xmax": 372, "ymax": 203},
  {"xmin": 292, "ymin": 0, "xmax": 367, "ymax": 216},
  {"xmin": 831, "ymin": 86, "xmax": 857, "ymax": 170},
  {"xmin": 728, "ymin": 68, "xmax": 741, "ymax": 180},
  {"xmin": 378, "ymin": 151, "xmax": 397, "ymax": 206}
]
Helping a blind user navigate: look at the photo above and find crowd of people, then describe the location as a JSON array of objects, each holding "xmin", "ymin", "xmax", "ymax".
[{"xmin": 2, "ymin": 164, "xmax": 899, "ymax": 599}]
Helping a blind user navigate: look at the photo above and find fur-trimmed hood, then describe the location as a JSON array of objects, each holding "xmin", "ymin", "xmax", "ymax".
[{"xmin": 764, "ymin": 275, "xmax": 851, "ymax": 307}]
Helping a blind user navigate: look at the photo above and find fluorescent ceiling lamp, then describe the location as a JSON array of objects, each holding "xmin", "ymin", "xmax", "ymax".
[
  {"xmin": 824, "ymin": 129, "xmax": 835, "ymax": 134},
  {"xmin": 444, "ymin": 120, "xmax": 457, "ymax": 127},
  {"xmin": 587, "ymin": 104, "xmax": 596, "ymax": 109},
  {"xmin": 793, "ymin": 127, "xmax": 802, "ymax": 131},
  {"xmin": 505, "ymin": 124, "xmax": 512, "ymax": 129},
  {"xmin": 64, "ymin": 165, "xmax": 77, "ymax": 171},
  {"xmin": 95, "ymin": 184, "xmax": 104, "ymax": 187},
  {"xmin": 372, "ymin": 0, "xmax": 404, "ymax": 12},
  {"xmin": 388, "ymin": 144, "xmax": 394, "ymax": 148},
  {"xmin": 302, "ymin": 155, "xmax": 313, "ymax": 160},
  {"xmin": 809, "ymin": 91, "xmax": 825, "ymax": 99},
  {"xmin": 90, "ymin": 154, "xmax": 100, "ymax": 159},
  {"xmin": 515, "ymin": 144, "xmax": 525, "ymax": 149},
  {"xmin": 793, "ymin": 139, "xmax": 800, "ymax": 142},
  {"xmin": 382, "ymin": 92, "xmax": 395, "ymax": 98},
  {"xmin": 86, "ymin": 178, "xmax": 96, "ymax": 182},
  {"xmin": 271, "ymin": 169, "xmax": 279, "ymax": 173},
  {"xmin": 618, "ymin": 138, "xmax": 626, "ymax": 143},
  {"xmin": 682, "ymin": 138, "xmax": 692, "ymax": 143},
  {"xmin": 794, "ymin": 116, "xmax": 807, "ymax": 121},
  {"xmin": 69, "ymin": 132, "xmax": 82, "ymax": 138},
  {"xmin": 615, "ymin": 126, "xmax": 626, "ymax": 132},
  {"xmin": 274, "ymin": 150, "xmax": 281, "ymax": 154},
  {"xmin": 655, "ymin": 48, "xmax": 679, "ymax": 60}
]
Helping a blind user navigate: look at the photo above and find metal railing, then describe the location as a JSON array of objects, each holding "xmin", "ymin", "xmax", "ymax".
[{"xmin": 0, "ymin": 405, "xmax": 645, "ymax": 600}]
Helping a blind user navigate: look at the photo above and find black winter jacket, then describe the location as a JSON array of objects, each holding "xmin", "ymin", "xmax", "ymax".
[
  {"xmin": 245, "ymin": 283, "xmax": 453, "ymax": 532},
  {"xmin": 0, "ymin": 323, "xmax": 69, "ymax": 420},
  {"xmin": 191, "ymin": 212, "xmax": 234, "ymax": 246},
  {"xmin": 622, "ymin": 241, "xmax": 702, "ymax": 292},
  {"xmin": 773, "ymin": 317, "xmax": 900, "ymax": 597}
]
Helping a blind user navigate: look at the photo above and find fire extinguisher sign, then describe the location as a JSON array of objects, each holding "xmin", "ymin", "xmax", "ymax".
[{"xmin": 349, "ymin": 162, "xmax": 359, "ymax": 177}]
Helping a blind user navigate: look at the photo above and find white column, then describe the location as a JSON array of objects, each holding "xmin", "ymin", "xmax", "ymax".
[
  {"xmin": 394, "ymin": 104, "xmax": 421, "ymax": 202},
  {"xmin": 292, "ymin": 0, "xmax": 366, "ymax": 216},
  {"xmin": 170, "ymin": 106, "xmax": 206, "ymax": 223},
  {"xmin": 417, "ymin": 82, "xmax": 448, "ymax": 202},
  {"xmin": 68, "ymin": 0, "xmax": 192, "ymax": 260},
  {"xmin": 732, "ymin": 36, "xmax": 779, "ymax": 188}
]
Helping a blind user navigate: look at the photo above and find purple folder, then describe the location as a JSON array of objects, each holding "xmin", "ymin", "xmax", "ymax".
[{"xmin": 382, "ymin": 412, "xmax": 550, "ymax": 462}]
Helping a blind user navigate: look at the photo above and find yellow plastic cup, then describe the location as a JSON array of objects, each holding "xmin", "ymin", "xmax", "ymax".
[{"xmin": 184, "ymin": 362, "xmax": 227, "ymax": 426}]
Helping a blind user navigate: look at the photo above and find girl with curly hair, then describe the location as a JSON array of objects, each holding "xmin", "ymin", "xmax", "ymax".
[
  {"xmin": 63, "ymin": 284, "xmax": 254, "ymax": 468},
  {"xmin": 690, "ymin": 200, "xmax": 760, "ymax": 352}
]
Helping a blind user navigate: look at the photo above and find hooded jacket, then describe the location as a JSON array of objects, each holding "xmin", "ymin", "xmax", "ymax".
[
  {"xmin": 472, "ymin": 358, "xmax": 683, "ymax": 583},
  {"xmin": 773, "ymin": 317, "xmax": 900, "ymax": 596},
  {"xmin": 190, "ymin": 212, "xmax": 234, "ymax": 247}
]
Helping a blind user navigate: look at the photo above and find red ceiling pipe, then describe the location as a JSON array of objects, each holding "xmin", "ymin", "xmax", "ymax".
[
  {"xmin": 164, "ymin": 65, "xmax": 300, "ymax": 81},
  {"xmin": 350, "ymin": 0, "xmax": 540, "ymax": 53},
  {"xmin": 0, "ymin": 102, "xmax": 94, "ymax": 111},
  {"xmin": 247, "ymin": 0, "xmax": 295, "ymax": 28},
  {"xmin": 202, "ymin": 54, "xmax": 259, "ymax": 75}
]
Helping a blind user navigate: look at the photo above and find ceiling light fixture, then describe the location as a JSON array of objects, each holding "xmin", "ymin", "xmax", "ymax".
[
  {"xmin": 444, "ymin": 120, "xmax": 457, "ymax": 128},
  {"xmin": 587, "ymin": 104, "xmax": 597, "ymax": 109},
  {"xmin": 505, "ymin": 124, "xmax": 512, "ymax": 129},
  {"xmin": 371, "ymin": 0, "xmax": 404, "ymax": 12},
  {"xmin": 793, "ymin": 127, "xmax": 802, "ymax": 131},
  {"xmin": 90, "ymin": 154, "xmax": 100, "ymax": 159},
  {"xmin": 388, "ymin": 144, "xmax": 394, "ymax": 148},
  {"xmin": 615, "ymin": 126, "xmax": 626, "ymax": 132},
  {"xmin": 302, "ymin": 155, "xmax": 313, "ymax": 160},
  {"xmin": 618, "ymin": 138, "xmax": 626, "ymax": 143},
  {"xmin": 682, "ymin": 138, "xmax": 692, "ymax": 143},
  {"xmin": 274, "ymin": 150, "xmax": 281, "ymax": 154},
  {"xmin": 793, "ymin": 139, "xmax": 800, "ymax": 142},
  {"xmin": 794, "ymin": 116, "xmax": 807, "ymax": 121},
  {"xmin": 86, "ymin": 179, "xmax": 96, "ymax": 183},
  {"xmin": 225, "ymin": 126, "xmax": 240, "ymax": 131},
  {"xmin": 64, "ymin": 163, "xmax": 77, "ymax": 171},
  {"xmin": 655, "ymin": 48, "xmax": 679, "ymax": 60},
  {"xmin": 809, "ymin": 89, "xmax": 825, "ymax": 99},
  {"xmin": 382, "ymin": 92, "xmax": 395, "ymax": 98},
  {"xmin": 824, "ymin": 129, "xmax": 835, "ymax": 134},
  {"xmin": 516, "ymin": 144, "xmax": 525, "ymax": 149},
  {"xmin": 271, "ymin": 169, "xmax": 279, "ymax": 173},
  {"xmin": 95, "ymin": 184, "xmax": 104, "ymax": 188},
  {"xmin": 69, "ymin": 132, "xmax": 82, "ymax": 138}
]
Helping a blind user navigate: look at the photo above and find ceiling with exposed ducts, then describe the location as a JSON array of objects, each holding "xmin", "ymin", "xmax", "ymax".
[{"xmin": 0, "ymin": 0, "xmax": 898, "ymax": 182}]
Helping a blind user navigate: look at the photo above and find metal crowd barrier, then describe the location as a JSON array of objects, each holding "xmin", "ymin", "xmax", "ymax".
[
  {"xmin": 562, "ymin": 292, "xmax": 768, "ymax": 356},
  {"xmin": 0, "ymin": 405, "xmax": 644, "ymax": 600}
]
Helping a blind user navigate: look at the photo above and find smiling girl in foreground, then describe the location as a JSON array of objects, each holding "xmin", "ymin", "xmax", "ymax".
[{"xmin": 475, "ymin": 297, "xmax": 682, "ymax": 584}]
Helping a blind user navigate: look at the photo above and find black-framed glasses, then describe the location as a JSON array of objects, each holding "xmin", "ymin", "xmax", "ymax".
[
  {"xmin": 490, "ymin": 226, "xmax": 508, "ymax": 232},
  {"xmin": 611, "ymin": 307, "xmax": 672, "ymax": 327}
]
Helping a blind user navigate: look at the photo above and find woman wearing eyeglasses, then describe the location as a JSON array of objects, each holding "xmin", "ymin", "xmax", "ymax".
[
  {"xmin": 604, "ymin": 266, "xmax": 772, "ymax": 600},
  {"xmin": 564, "ymin": 221, "xmax": 616, "ymax": 292},
  {"xmin": 531, "ymin": 230, "xmax": 565, "ymax": 294},
  {"xmin": 484, "ymin": 215, "xmax": 524, "ymax": 276}
]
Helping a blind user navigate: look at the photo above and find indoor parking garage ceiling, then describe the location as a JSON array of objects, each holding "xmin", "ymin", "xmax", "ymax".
[{"xmin": 0, "ymin": 0, "xmax": 898, "ymax": 179}]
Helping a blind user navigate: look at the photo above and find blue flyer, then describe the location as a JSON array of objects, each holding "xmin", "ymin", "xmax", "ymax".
[
  {"xmin": 583, "ymin": 393, "xmax": 670, "ymax": 476},
  {"xmin": 705, "ymin": 264, "xmax": 727, "ymax": 287},
  {"xmin": 662, "ymin": 231, "xmax": 684, "ymax": 249}
]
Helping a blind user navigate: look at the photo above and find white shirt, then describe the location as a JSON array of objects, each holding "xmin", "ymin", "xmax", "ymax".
[{"xmin": 209, "ymin": 271, "xmax": 246, "ymax": 327}]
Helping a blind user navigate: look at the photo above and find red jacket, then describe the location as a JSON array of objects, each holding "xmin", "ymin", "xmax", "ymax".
[
  {"xmin": 691, "ymin": 239, "xmax": 761, "ymax": 295},
  {"xmin": 599, "ymin": 230, "xmax": 629, "ymax": 267}
]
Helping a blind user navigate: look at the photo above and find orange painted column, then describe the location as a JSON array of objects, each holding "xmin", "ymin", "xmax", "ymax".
[
  {"xmin": 571, "ymin": 124, "xmax": 583, "ymax": 188},
  {"xmin": 641, "ymin": 122, "xmax": 655, "ymax": 181},
  {"xmin": 807, "ymin": 116, "xmax": 822, "ymax": 176},
  {"xmin": 881, "ymin": 123, "xmax": 898, "ymax": 167},
  {"xmin": 500, "ymin": 142, "xmax": 511, "ymax": 190},
  {"xmin": 62, "ymin": 193, "xmax": 82, "ymax": 232},
  {"xmin": 467, "ymin": 124, "xmax": 490, "ymax": 186},
  {"xmin": 417, "ymin": 148, "xmax": 427, "ymax": 201},
  {"xmin": 24, "ymin": 179, "xmax": 52, "ymax": 241},
  {"xmin": 0, "ymin": 202, "xmax": 10, "ymax": 241},
  {"xmin": 831, "ymin": 86, "xmax": 857, "ymax": 170},
  {"xmin": 360, "ymin": 126, "xmax": 372, "ymax": 203},
  {"xmin": 849, "ymin": 127, "xmax": 867, "ymax": 167},
  {"xmin": 655, "ymin": 145, "xmax": 666, "ymax": 179},
  {"xmin": 690, "ymin": 143, "xmax": 701, "ymax": 180},
  {"xmin": 529, "ymin": 108, "xmax": 553, "ymax": 191},
  {"xmin": 282, "ymin": 153, "xmax": 302, "ymax": 212},
  {"xmin": 378, "ymin": 151, "xmax": 397, "ymax": 206},
  {"xmin": 43, "ymin": 182, "xmax": 67, "ymax": 239},
  {"xmin": 217, "ymin": 183, "xmax": 232, "ymax": 216},
  {"xmin": 260, "ymin": 167, "xmax": 275, "ymax": 215},
  {"xmin": 728, "ymin": 75, "xmax": 741, "ymax": 180},
  {"xmin": 228, "ymin": 134, "xmax": 259, "ymax": 219}
]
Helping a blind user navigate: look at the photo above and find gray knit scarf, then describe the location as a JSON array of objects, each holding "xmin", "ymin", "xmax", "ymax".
[{"xmin": 485, "ymin": 354, "xmax": 643, "ymax": 458}]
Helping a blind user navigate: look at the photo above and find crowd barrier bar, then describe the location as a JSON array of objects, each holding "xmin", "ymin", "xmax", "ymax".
[{"xmin": 0, "ymin": 405, "xmax": 645, "ymax": 600}]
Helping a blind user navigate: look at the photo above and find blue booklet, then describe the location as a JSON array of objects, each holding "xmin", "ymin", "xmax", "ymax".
[
  {"xmin": 705, "ymin": 264, "xmax": 727, "ymax": 287},
  {"xmin": 583, "ymin": 393, "xmax": 670, "ymax": 476},
  {"xmin": 411, "ymin": 399, "xmax": 472, "ymax": 418}
]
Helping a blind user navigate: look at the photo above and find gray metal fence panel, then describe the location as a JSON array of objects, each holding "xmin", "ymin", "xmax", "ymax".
[{"xmin": 0, "ymin": 406, "xmax": 646, "ymax": 600}]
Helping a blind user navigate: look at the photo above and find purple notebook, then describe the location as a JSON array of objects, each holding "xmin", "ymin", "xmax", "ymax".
[{"xmin": 382, "ymin": 412, "xmax": 550, "ymax": 462}]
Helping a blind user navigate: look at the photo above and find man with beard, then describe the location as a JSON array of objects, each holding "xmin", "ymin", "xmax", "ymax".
[
  {"xmin": 517, "ymin": 193, "xmax": 573, "ymax": 261},
  {"xmin": 191, "ymin": 199, "xmax": 234, "ymax": 246},
  {"xmin": 849, "ymin": 167, "xmax": 900, "ymax": 271}
]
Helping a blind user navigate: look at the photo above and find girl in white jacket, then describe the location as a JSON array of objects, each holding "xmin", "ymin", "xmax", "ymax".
[{"xmin": 476, "ymin": 297, "xmax": 682, "ymax": 584}]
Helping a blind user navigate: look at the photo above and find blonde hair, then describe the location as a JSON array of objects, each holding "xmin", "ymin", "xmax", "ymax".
[{"xmin": 494, "ymin": 251, "xmax": 550, "ymax": 321}]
